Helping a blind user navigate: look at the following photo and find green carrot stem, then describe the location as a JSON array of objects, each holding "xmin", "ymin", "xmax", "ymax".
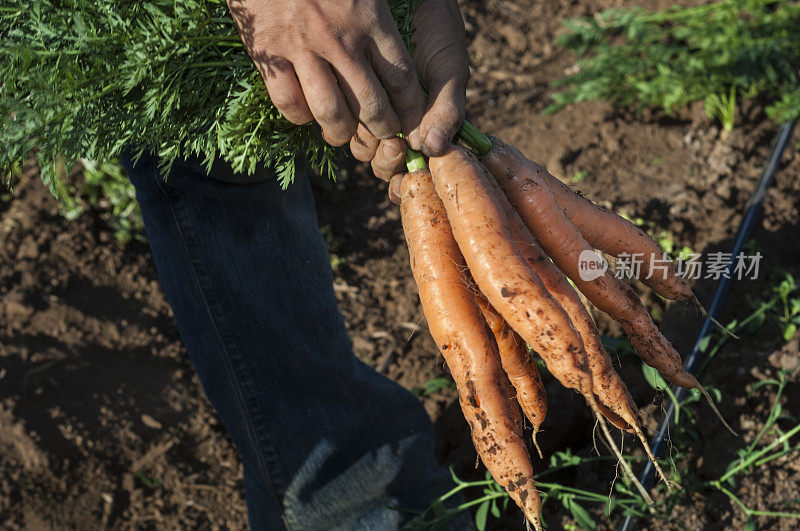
[
  {"xmin": 458, "ymin": 120, "xmax": 493, "ymax": 155},
  {"xmin": 405, "ymin": 147, "xmax": 427, "ymax": 172},
  {"xmin": 416, "ymin": 78, "xmax": 491, "ymax": 155}
]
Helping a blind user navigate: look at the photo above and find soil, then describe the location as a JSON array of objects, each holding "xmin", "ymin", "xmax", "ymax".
[{"xmin": 2, "ymin": 0, "xmax": 799, "ymax": 529}]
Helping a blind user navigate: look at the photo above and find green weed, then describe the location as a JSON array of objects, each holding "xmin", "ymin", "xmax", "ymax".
[
  {"xmin": 411, "ymin": 378, "xmax": 456, "ymax": 397},
  {"xmin": 318, "ymin": 224, "xmax": 344, "ymax": 269},
  {"xmin": 571, "ymin": 171, "xmax": 588, "ymax": 184},
  {"xmin": 620, "ymin": 213, "xmax": 695, "ymax": 261},
  {"xmin": 134, "ymin": 470, "xmax": 162, "ymax": 488},
  {"xmin": 548, "ymin": 0, "xmax": 800, "ymax": 131},
  {"xmin": 61, "ymin": 159, "xmax": 145, "ymax": 244}
]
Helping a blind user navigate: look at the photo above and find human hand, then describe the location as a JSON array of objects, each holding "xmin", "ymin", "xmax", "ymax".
[
  {"xmin": 228, "ymin": 0, "xmax": 428, "ymax": 148},
  {"xmin": 347, "ymin": 0, "xmax": 469, "ymax": 201}
]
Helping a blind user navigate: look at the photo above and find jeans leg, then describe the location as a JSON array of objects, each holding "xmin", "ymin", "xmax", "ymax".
[{"xmin": 122, "ymin": 153, "xmax": 454, "ymax": 530}]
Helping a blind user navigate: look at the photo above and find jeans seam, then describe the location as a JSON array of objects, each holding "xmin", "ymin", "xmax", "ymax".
[{"xmin": 149, "ymin": 166, "xmax": 294, "ymax": 530}]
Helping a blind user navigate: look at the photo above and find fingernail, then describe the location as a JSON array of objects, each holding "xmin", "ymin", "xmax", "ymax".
[
  {"xmin": 382, "ymin": 141, "xmax": 403, "ymax": 159},
  {"xmin": 407, "ymin": 128, "xmax": 422, "ymax": 150},
  {"xmin": 423, "ymin": 127, "xmax": 447, "ymax": 156},
  {"xmin": 389, "ymin": 176, "xmax": 403, "ymax": 204}
]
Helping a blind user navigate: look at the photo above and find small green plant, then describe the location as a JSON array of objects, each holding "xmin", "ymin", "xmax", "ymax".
[
  {"xmin": 402, "ymin": 454, "xmax": 651, "ymax": 531},
  {"xmin": 571, "ymin": 171, "xmax": 588, "ymax": 184},
  {"xmin": 708, "ymin": 371, "xmax": 800, "ymax": 522},
  {"xmin": 621, "ymin": 213, "xmax": 695, "ymax": 261},
  {"xmin": 404, "ymin": 368, "xmax": 800, "ymax": 530},
  {"xmin": 639, "ymin": 272, "xmax": 798, "ymax": 426},
  {"xmin": 697, "ymin": 272, "xmax": 800, "ymax": 375},
  {"xmin": 651, "ymin": 228, "xmax": 695, "ymax": 261},
  {"xmin": 548, "ymin": 0, "xmax": 800, "ymax": 131},
  {"xmin": 61, "ymin": 159, "xmax": 145, "ymax": 243},
  {"xmin": 134, "ymin": 470, "xmax": 162, "ymax": 488},
  {"xmin": 641, "ymin": 361, "xmax": 721, "ymax": 426},
  {"xmin": 775, "ymin": 273, "xmax": 800, "ymax": 341},
  {"xmin": 660, "ymin": 239, "xmax": 694, "ymax": 262},
  {"xmin": 704, "ymin": 86, "xmax": 738, "ymax": 132},
  {"xmin": 318, "ymin": 224, "xmax": 345, "ymax": 269},
  {"xmin": 411, "ymin": 377, "xmax": 456, "ymax": 397}
]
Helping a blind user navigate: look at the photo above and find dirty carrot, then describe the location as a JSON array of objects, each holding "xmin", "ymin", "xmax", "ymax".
[
  {"xmin": 539, "ymin": 169, "xmax": 691, "ymax": 300},
  {"xmin": 481, "ymin": 138, "xmax": 736, "ymax": 435},
  {"xmin": 489, "ymin": 179, "xmax": 677, "ymax": 490},
  {"xmin": 429, "ymin": 146, "xmax": 591, "ymax": 395},
  {"xmin": 400, "ymin": 168, "xmax": 543, "ymax": 530},
  {"xmin": 429, "ymin": 146, "xmax": 655, "ymax": 504},
  {"xmin": 538, "ymin": 167, "xmax": 735, "ymax": 337},
  {"xmin": 476, "ymin": 293, "xmax": 547, "ymax": 458}
]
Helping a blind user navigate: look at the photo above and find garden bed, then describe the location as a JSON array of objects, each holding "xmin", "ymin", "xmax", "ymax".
[{"xmin": 1, "ymin": 0, "xmax": 799, "ymax": 528}]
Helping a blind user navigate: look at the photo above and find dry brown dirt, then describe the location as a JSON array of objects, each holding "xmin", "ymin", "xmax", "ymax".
[{"xmin": 2, "ymin": 0, "xmax": 799, "ymax": 529}]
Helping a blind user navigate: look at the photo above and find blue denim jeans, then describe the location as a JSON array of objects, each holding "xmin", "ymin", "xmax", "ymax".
[{"xmin": 121, "ymin": 152, "xmax": 458, "ymax": 530}]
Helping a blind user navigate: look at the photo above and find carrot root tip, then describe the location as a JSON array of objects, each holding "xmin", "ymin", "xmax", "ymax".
[
  {"xmin": 532, "ymin": 431, "xmax": 544, "ymax": 460},
  {"xmin": 585, "ymin": 394, "xmax": 655, "ymax": 507},
  {"xmin": 632, "ymin": 424, "xmax": 682, "ymax": 493},
  {"xmin": 697, "ymin": 384, "xmax": 739, "ymax": 437},
  {"xmin": 692, "ymin": 296, "xmax": 739, "ymax": 339},
  {"xmin": 525, "ymin": 512, "xmax": 544, "ymax": 531}
]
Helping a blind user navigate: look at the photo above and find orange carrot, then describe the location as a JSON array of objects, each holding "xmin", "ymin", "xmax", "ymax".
[
  {"xmin": 488, "ymin": 181, "xmax": 677, "ymax": 489},
  {"xmin": 503, "ymin": 206, "xmax": 637, "ymax": 433},
  {"xmin": 400, "ymin": 169, "xmax": 543, "ymax": 529},
  {"xmin": 538, "ymin": 168, "xmax": 691, "ymax": 300},
  {"xmin": 481, "ymin": 138, "xmax": 735, "ymax": 434},
  {"xmin": 538, "ymin": 165, "xmax": 735, "ymax": 336},
  {"xmin": 502, "ymin": 372, "xmax": 525, "ymax": 435},
  {"xmin": 429, "ymin": 147, "xmax": 592, "ymax": 396},
  {"xmin": 476, "ymin": 294, "xmax": 547, "ymax": 457},
  {"xmin": 429, "ymin": 147, "xmax": 655, "ymax": 504}
]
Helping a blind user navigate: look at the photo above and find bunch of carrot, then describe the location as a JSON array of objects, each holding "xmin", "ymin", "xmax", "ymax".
[{"xmin": 399, "ymin": 129, "xmax": 732, "ymax": 529}]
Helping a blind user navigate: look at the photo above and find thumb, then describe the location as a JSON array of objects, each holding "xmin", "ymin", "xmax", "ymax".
[
  {"xmin": 418, "ymin": 67, "xmax": 468, "ymax": 157},
  {"xmin": 413, "ymin": 1, "xmax": 469, "ymax": 157}
]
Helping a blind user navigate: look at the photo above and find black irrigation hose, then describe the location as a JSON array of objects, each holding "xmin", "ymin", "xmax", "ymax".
[{"xmin": 620, "ymin": 119, "xmax": 797, "ymax": 531}]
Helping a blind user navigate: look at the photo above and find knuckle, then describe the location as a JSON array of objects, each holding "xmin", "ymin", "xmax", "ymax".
[
  {"xmin": 359, "ymin": 97, "xmax": 385, "ymax": 125},
  {"xmin": 314, "ymin": 96, "xmax": 343, "ymax": 123},
  {"xmin": 263, "ymin": 55, "xmax": 293, "ymax": 75},
  {"xmin": 285, "ymin": 111, "xmax": 312, "ymax": 126},
  {"xmin": 353, "ymin": 126, "xmax": 378, "ymax": 152},
  {"xmin": 370, "ymin": 160, "xmax": 391, "ymax": 181},
  {"xmin": 323, "ymin": 130, "xmax": 348, "ymax": 147},
  {"xmin": 349, "ymin": 130, "xmax": 370, "ymax": 154},
  {"xmin": 269, "ymin": 91, "xmax": 298, "ymax": 111},
  {"xmin": 383, "ymin": 63, "xmax": 416, "ymax": 94},
  {"xmin": 339, "ymin": 120, "xmax": 358, "ymax": 140},
  {"xmin": 349, "ymin": 145, "xmax": 371, "ymax": 163},
  {"xmin": 308, "ymin": 14, "xmax": 352, "ymax": 55},
  {"xmin": 324, "ymin": 119, "xmax": 357, "ymax": 147},
  {"xmin": 307, "ymin": 9, "xmax": 335, "ymax": 39},
  {"xmin": 373, "ymin": 151, "xmax": 404, "ymax": 175}
]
